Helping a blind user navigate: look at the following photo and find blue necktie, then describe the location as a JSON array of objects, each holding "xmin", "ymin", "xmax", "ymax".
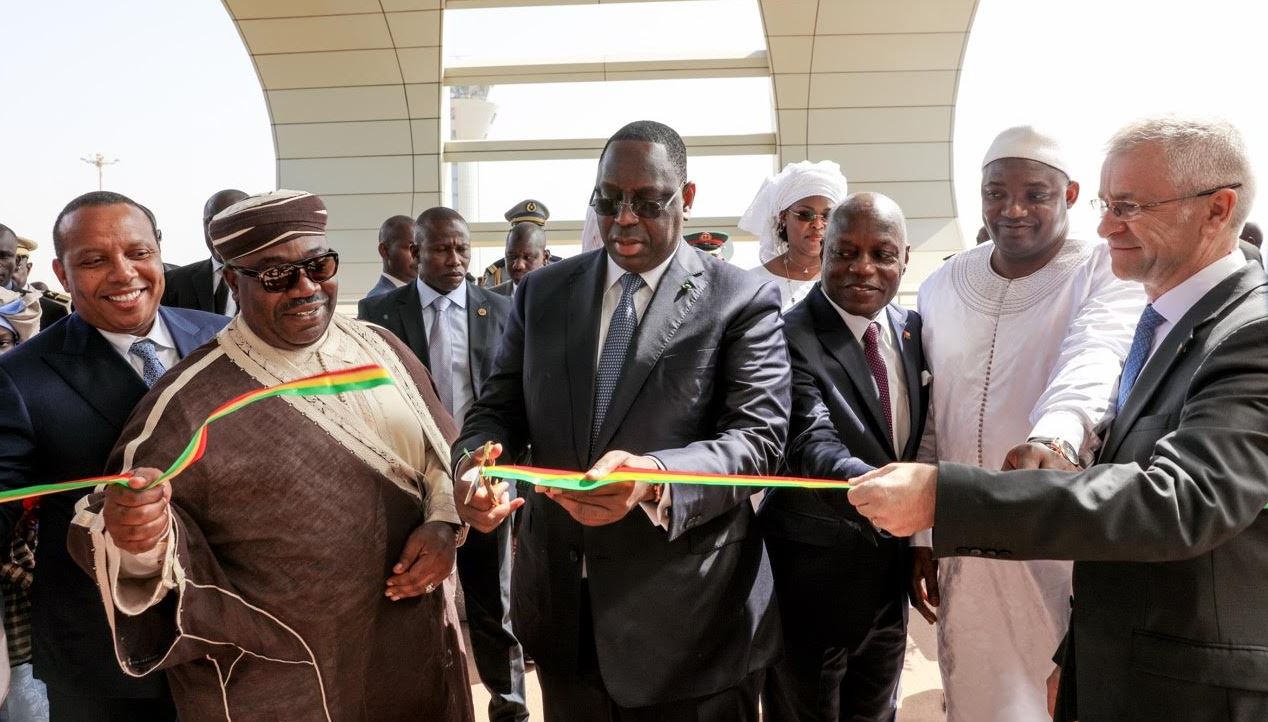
[
  {"xmin": 591, "ymin": 273, "xmax": 644, "ymax": 452},
  {"xmin": 129, "ymin": 338, "xmax": 166, "ymax": 388},
  {"xmin": 1116, "ymin": 304, "xmax": 1166, "ymax": 409}
]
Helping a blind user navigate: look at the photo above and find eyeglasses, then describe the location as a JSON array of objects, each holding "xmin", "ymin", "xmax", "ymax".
[
  {"xmin": 785, "ymin": 209, "xmax": 831, "ymax": 224},
  {"xmin": 589, "ymin": 186, "xmax": 684, "ymax": 219},
  {"xmin": 229, "ymin": 251, "xmax": 339, "ymax": 293},
  {"xmin": 1091, "ymin": 183, "xmax": 1242, "ymax": 221}
]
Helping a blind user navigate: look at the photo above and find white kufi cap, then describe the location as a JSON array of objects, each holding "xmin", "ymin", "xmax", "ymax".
[{"xmin": 981, "ymin": 125, "xmax": 1071, "ymax": 178}]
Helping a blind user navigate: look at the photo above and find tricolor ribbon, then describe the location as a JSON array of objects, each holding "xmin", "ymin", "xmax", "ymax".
[
  {"xmin": 481, "ymin": 464, "xmax": 853, "ymax": 492},
  {"xmin": 0, "ymin": 364, "xmax": 394, "ymax": 505}
]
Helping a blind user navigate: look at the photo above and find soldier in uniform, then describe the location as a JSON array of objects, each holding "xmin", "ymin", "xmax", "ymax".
[
  {"xmin": 684, "ymin": 231, "xmax": 734, "ymax": 262},
  {"xmin": 9, "ymin": 234, "xmax": 70, "ymax": 330},
  {"xmin": 480, "ymin": 199, "xmax": 561, "ymax": 287}
]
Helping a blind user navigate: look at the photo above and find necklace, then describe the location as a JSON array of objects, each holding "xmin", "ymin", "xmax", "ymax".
[
  {"xmin": 780, "ymin": 253, "xmax": 818, "ymax": 303},
  {"xmin": 781, "ymin": 252, "xmax": 816, "ymax": 278}
]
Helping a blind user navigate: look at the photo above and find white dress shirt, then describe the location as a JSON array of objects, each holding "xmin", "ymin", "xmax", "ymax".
[
  {"xmin": 1146, "ymin": 249, "xmax": 1246, "ymax": 361},
  {"xmin": 97, "ymin": 314, "xmax": 180, "ymax": 383},
  {"xmin": 595, "ymin": 251, "xmax": 678, "ymax": 529},
  {"xmin": 211, "ymin": 259, "xmax": 237, "ymax": 316},
  {"xmin": 821, "ymin": 287, "xmax": 911, "ymax": 452},
  {"xmin": 596, "ymin": 252, "xmax": 675, "ymax": 365},
  {"xmin": 417, "ymin": 279, "xmax": 474, "ymax": 429}
]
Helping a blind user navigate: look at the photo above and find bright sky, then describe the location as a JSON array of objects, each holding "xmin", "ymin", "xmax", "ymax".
[
  {"xmin": 954, "ymin": 0, "xmax": 1268, "ymax": 243},
  {"xmin": 0, "ymin": 1, "xmax": 274, "ymax": 282},
  {"xmin": 5, "ymin": 0, "xmax": 1268, "ymax": 288}
]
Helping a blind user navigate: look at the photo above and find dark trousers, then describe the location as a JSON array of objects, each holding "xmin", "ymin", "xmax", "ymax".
[
  {"xmin": 46, "ymin": 686, "xmax": 177, "ymax": 722},
  {"xmin": 456, "ymin": 517, "xmax": 529, "ymax": 722},
  {"xmin": 537, "ymin": 584, "xmax": 763, "ymax": 722},
  {"xmin": 762, "ymin": 536, "xmax": 908, "ymax": 722}
]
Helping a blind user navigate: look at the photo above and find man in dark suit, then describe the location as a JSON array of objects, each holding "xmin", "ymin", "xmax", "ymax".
[
  {"xmin": 161, "ymin": 188, "xmax": 247, "ymax": 315},
  {"xmin": 453, "ymin": 120, "xmax": 789, "ymax": 721},
  {"xmin": 0, "ymin": 191, "xmax": 226, "ymax": 720},
  {"xmin": 364, "ymin": 214, "xmax": 419, "ymax": 299},
  {"xmin": 760, "ymin": 193, "xmax": 927, "ymax": 722},
  {"xmin": 357, "ymin": 206, "xmax": 525, "ymax": 721},
  {"xmin": 848, "ymin": 117, "xmax": 1268, "ymax": 721}
]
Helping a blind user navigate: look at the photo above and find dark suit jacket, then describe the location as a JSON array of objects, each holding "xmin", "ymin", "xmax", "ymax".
[
  {"xmin": 36, "ymin": 294, "xmax": 68, "ymax": 330},
  {"xmin": 935, "ymin": 262, "xmax": 1268, "ymax": 721},
  {"xmin": 1241, "ymin": 239, "xmax": 1263, "ymax": 265},
  {"xmin": 364, "ymin": 273, "xmax": 401, "ymax": 300},
  {"xmin": 760, "ymin": 288, "xmax": 927, "ymax": 646},
  {"xmin": 488, "ymin": 280, "xmax": 513, "ymax": 297},
  {"xmin": 356, "ymin": 280, "xmax": 510, "ymax": 396},
  {"xmin": 162, "ymin": 258, "xmax": 218, "ymax": 314},
  {"xmin": 0, "ymin": 307, "xmax": 226, "ymax": 695},
  {"xmin": 453, "ymin": 244, "xmax": 789, "ymax": 707}
]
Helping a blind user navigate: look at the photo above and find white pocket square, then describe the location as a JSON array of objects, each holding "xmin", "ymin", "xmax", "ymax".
[{"xmin": 921, "ymin": 370, "xmax": 933, "ymax": 387}]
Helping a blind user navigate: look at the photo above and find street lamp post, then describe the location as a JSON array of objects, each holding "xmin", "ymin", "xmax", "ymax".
[{"xmin": 80, "ymin": 153, "xmax": 119, "ymax": 190}]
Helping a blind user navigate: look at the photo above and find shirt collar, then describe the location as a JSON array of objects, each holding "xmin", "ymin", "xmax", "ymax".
[
  {"xmin": 1150, "ymin": 249, "xmax": 1246, "ymax": 324},
  {"xmin": 820, "ymin": 286, "xmax": 889, "ymax": 344},
  {"xmin": 383, "ymin": 273, "xmax": 407, "ymax": 289},
  {"xmin": 603, "ymin": 244, "xmax": 678, "ymax": 295},
  {"xmin": 97, "ymin": 313, "xmax": 176, "ymax": 357},
  {"xmin": 416, "ymin": 278, "xmax": 468, "ymax": 309}
]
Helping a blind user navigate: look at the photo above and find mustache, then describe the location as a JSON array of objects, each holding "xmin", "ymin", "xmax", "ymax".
[{"xmin": 281, "ymin": 294, "xmax": 327, "ymax": 311}]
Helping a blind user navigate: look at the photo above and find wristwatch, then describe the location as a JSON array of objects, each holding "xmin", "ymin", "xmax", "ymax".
[
  {"xmin": 1026, "ymin": 436, "xmax": 1082, "ymax": 468},
  {"xmin": 647, "ymin": 482, "xmax": 664, "ymax": 504}
]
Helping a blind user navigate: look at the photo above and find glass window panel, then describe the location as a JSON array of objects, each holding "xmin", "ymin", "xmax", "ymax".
[
  {"xmin": 453, "ymin": 77, "xmax": 773, "ymax": 141},
  {"xmin": 443, "ymin": 0, "xmax": 766, "ymax": 67},
  {"xmin": 449, "ymin": 154, "xmax": 776, "ymax": 223}
]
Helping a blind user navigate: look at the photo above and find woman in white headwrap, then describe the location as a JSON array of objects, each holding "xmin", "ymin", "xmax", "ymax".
[{"xmin": 739, "ymin": 160, "xmax": 848, "ymax": 308}]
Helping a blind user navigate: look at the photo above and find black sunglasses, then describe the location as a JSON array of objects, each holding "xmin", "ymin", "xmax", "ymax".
[
  {"xmin": 229, "ymin": 251, "xmax": 339, "ymax": 293},
  {"xmin": 589, "ymin": 186, "xmax": 684, "ymax": 219}
]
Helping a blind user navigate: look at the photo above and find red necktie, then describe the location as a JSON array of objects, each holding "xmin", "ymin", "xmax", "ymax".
[{"xmin": 863, "ymin": 321, "xmax": 893, "ymax": 444}]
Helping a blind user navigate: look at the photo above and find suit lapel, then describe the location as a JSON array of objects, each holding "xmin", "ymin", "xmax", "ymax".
[
  {"xmin": 889, "ymin": 304, "xmax": 922, "ymax": 461},
  {"xmin": 591, "ymin": 245, "xmax": 708, "ymax": 461},
  {"xmin": 1101, "ymin": 263, "xmax": 1267, "ymax": 460},
  {"xmin": 192, "ymin": 259, "xmax": 215, "ymax": 314},
  {"xmin": 161, "ymin": 307, "xmax": 208, "ymax": 358},
  {"xmin": 44, "ymin": 314, "xmax": 147, "ymax": 430},
  {"xmin": 809, "ymin": 291, "xmax": 897, "ymax": 458},
  {"xmin": 396, "ymin": 283, "xmax": 429, "ymax": 366},
  {"xmin": 466, "ymin": 283, "xmax": 494, "ymax": 397},
  {"xmin": 566, "ymin": 252, "xmax": 606, "ymax": 467}
]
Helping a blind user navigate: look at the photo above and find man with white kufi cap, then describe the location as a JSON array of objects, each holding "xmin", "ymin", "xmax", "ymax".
[{"xmin": 910, "ymin": 126, "xmax": 1144, "ymax": 722}]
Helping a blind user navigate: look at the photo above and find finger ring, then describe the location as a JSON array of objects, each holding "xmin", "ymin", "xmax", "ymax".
[{"xmin": 424, "ymin": 583, "xmax": 436, "ymax": 594}]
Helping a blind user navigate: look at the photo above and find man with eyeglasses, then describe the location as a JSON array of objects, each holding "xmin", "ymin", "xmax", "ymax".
[
  {"xmin": 849, "ymin": 117, "xmax": 1268, "ymax": 722},
  {"xmin": 357, "ymin": 206, "xmax": 527, "ymax": 722},
  {"xmin": 0, "ymin": 191, "xmax": 227, "ymax": 721},
  {"xmin": 68, "ymin": 189, "xmax": 475, "ymax": 720},
  {"xmin": 453, "ymin": 120, "xmax": 788, "ymax": 721},
  {"xmin": 903, "ymin": 125, "xmax": 1143, "ymax": 722}
]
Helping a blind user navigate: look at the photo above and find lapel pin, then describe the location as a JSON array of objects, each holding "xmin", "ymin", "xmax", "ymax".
[
  {"xmin": 902, "ymin": 329, "xmax": 912, "ymax": 340},
  {"xmin": 477, "ymin": 307, "xmax": 488, "ymax": 317},
  {"xmin": 681, "ymin": 280, "xmax": 694, "ymax": 292}
]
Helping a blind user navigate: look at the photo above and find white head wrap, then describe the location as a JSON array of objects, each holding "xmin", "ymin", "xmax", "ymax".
[
  {"xmin": 580, "ymin": 206, "xmax": 604, "ymax": 252},
  {"xmin": 0, "ymin": 291, "xmax": 40, "ymax": 344},
  {"xmin": 739, "ymin": 160, "xmax": 849, "ymax": 263},
  {"xmin": 981, "ymin": 125, "xmax": 1072, "ymax": 178}
]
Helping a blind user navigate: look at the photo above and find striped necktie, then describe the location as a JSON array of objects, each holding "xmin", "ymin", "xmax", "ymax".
[{"xmin": 591, "ymin": 273, "xmax": 644, "ymax": 452}]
